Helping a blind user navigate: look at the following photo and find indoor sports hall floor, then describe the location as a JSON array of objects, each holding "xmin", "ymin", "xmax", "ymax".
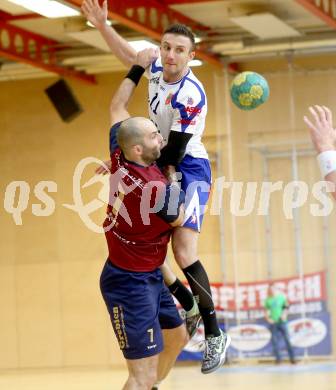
[{"xmin": 0, "ymin": 362, "xmax": 335, "ymax": 390}]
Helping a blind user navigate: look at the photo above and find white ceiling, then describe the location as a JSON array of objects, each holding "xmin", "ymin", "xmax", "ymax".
[{"xmin": 0, "ymin": 0, "xmax": 335, "ymax": 82}]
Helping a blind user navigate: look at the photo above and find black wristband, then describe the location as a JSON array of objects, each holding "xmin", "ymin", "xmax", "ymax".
[{"xmin": 125, "ymin": 65, "xmax": 145, "ymax": 86}]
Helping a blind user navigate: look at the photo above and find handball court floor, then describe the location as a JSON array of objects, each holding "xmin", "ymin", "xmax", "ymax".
[{"xmin": 0, "ymin": 362, "xmax": 336, "ymax": 390}]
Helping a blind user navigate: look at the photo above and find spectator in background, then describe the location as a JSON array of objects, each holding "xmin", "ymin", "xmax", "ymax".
[{"xmin": 264, "ymin": 284, "xmax": 296, "ymax": 364}]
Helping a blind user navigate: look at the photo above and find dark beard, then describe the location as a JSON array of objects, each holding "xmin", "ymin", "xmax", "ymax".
[{"xmin": 142, "ymin": 149, "xmax": 161, "ymax": 165}]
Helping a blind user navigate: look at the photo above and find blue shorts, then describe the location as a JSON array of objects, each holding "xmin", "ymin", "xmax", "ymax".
[
  {"xmin": 177, "ymin": 155, "xmax": 211, "ymax": 232},
  {"xmin": 100, "ymin": 260, "xmax": 183, "ymax": 360}
]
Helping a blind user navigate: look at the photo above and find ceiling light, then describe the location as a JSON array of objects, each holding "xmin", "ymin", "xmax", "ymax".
[
  {"xmin": 189, "ymin": 59, "xmax": 203, "ymax": 67},
  {"xmin": 230, "ymin": 12, "xmax": 301, "ymax": 39},
  {"xmin": 87, "ymin": 20, "xmax": 112, "ymax": 28},
  {"xmin": 128, "ymin": 40, "xmax": 158, "ymax": 51},
  {"xmin": 7, "ymin": 0, "xmax": 80, "ymax": 18}
]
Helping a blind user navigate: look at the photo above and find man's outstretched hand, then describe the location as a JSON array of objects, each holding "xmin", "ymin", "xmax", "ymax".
[
  {"xmin": 304, "ymin": 105, "xmax": 336, "ymax": 153},
  {"xmin": 81, "ymin": 0, "xmax": 108, "ymax": 30}
]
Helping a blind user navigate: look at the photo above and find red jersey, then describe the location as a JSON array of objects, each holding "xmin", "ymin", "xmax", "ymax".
[{"xmin": 104, "ymin": 149, "xmax": 173, "ymax": 272}]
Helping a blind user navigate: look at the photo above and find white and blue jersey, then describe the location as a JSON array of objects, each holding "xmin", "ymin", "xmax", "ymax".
[
  {"xmin": 147, "ymin": 58, "xmax": 211, "ymax": 232},
  {"xmin": 147, "ymin": 58, "xmax": 208, "ymax": 159}
]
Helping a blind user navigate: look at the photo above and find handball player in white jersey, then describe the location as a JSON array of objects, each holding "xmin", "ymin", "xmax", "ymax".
[{"xmin": 82, "ymin": 0, "xmax": 231, "ymax": 374}]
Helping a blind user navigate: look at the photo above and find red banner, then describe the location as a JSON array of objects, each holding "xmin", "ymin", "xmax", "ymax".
[{"xmin": 209, "ymin": 271, "xmax": 326, "ymax": 311}]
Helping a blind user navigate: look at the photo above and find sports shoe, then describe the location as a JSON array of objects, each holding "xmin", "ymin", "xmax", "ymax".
[
  {"xmin": 201, "ymin": 330, "xmax": 231, "ymax": 374},
  {"xmin": 186, "ymin": 311, "xmax": 202, "ymax": 338}
]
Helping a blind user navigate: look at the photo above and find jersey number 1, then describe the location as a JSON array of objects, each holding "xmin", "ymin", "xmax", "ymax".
[
  {"xmin": 147, "ymin": 328, "xmax": 154, "ymax": 343},
  {"xmin": 150, "ymin": 93, "xmax": 159, "ymax": 115}
]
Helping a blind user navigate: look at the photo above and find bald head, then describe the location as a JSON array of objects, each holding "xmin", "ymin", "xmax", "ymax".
[
  {"xmin": 116, "ymin": 116, "xmax": 162, "ymax": 166},
  {"xmin": 117, "ymin": 117, "xmax": 152, "ymax": 152}
]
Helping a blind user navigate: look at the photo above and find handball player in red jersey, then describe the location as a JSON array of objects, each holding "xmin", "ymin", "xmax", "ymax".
[{"xmin": 100, "ymin": 49, "xmax": 188, "ymax": 390}]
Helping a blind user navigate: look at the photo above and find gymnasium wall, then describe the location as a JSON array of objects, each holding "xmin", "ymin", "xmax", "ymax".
[{"xmin": 0, "ymin": 61, "xmax": 335, "ymax": 369}]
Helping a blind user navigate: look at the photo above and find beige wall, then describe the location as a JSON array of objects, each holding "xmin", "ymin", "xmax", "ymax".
[{"xmin": 0, "ymin": 63, "xmax": 335, "ymax": 369}]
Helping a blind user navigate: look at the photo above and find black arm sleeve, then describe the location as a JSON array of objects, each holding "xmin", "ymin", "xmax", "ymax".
[
  {"xmin": 156, "ymin": 130, "xmax": 192, "ymax": 167},
  {"xmin": 157, "ymin": 184, "xmax": 185, "ymax": 224},
  {"xmin": 125, "ymin": 65, "xmax": 145, "ymax": 86}
]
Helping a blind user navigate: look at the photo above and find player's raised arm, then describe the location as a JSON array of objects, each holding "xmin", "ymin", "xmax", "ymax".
[
  {"xmin": 81, "ymin": 0, "xmax": 137, "ymax": 68},
  {"xmin": 96, "ymin": 48, "xmax": 159, "ymax": 175},
  {"xmin": 304, "ymin": 105, "xmax": 336, "ymax": 200},
  {"xmin": 109, "ymin": 48, "xmax": 159, "ymax": 126}
]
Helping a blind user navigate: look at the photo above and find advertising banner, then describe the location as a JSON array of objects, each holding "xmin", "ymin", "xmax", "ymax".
[{"xmin": 178, "ymin": 271, "xmax": 332, "ymax": 360}]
